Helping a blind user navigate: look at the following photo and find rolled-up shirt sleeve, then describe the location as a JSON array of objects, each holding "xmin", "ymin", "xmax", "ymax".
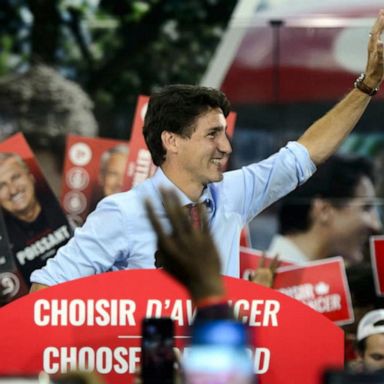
[{"xmin": 221, "ymin": 141, "xmax": 316, "ymax": 223}]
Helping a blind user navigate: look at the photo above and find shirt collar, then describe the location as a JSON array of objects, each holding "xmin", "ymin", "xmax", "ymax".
[{"xmin": 151, "ymin": 167, "xmax": 215, "ymax": 213}]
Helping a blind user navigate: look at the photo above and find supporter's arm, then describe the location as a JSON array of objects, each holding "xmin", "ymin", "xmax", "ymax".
[
  {"xmin": 145, "ymin": 189, "xmax": 233, "ymax": 319},
  {"xmin": 298, "ymin": 10, "xmax": 384, "ymax": 165}
]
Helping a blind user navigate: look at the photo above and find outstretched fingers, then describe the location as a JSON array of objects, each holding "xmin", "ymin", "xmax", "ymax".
[
  {"xmin": 269, "ymin": 253, "xmax": 281, "ymax": 275},
  {"xmin": 366, "ymin": 10, "xmax": 384, "ymax": 85},
  {"xmin": 370, "ymin": 9, "xmax": 384, "ymax": 40},
  {"xmin": 145, "ymin": 198, "xmax": 167, "ymax": 243},
  {"xmin": 144, "ymin": 197, "xmax": 182, "ymax": 262},
  {"xmin": 258, "ymin": 252, "xmax": 266, "ymax": 268}
]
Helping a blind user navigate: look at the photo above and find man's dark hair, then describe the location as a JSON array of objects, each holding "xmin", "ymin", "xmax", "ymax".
[
  {"xmin": 278, "ymin": 154, "xmax": 375, "ymax": 235},
  {"xmin": 143, "ymin": 84, "xmax": 231, "ymax": 166}
]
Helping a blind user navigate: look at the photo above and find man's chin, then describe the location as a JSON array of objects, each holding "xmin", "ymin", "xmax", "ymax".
[{"xmin": 210, "ymin": 172, "xmax": 224, "ymax": 183}]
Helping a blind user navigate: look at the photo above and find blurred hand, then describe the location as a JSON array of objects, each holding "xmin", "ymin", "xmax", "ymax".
[
  {"xmin": 248, "ymin": 253, "xmax": 280, "ymax": 288},
  {"xmin": 145, "ymin": 188, "xmax": 224, "ymax": 301}
]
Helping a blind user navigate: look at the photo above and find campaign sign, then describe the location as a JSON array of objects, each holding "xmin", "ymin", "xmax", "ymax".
[
  {"xmin": 370, "ymin": 236, "xmax": 384, "ymax": 296},
  {"xmin": 273, "ymin": 257, "xmax": 354, "ymax": 325},
  {"xmin": 61, "ymin": 135, "xmax": 130, "ymax": 224},
  {"xmin": 123, "ymin": 95, "xmax": 238, "ymax": 190},
  {"xmin": 226, "ymin": 110, "xmax": 237, "ymax": 139},
  {"xmin": 0, "ymin": 270, "xmax": 343, "ymax": 384},
  {"xmin": 123, "ymin": 95, "xmax": 155, "ymax": 191},
  {"xmin": 0, "ymin": 133, "xmax": 72, "ymax": 303},
  {"xmin": 240, "ymin": 226, "xmax": 252, "ymax": 248},
  {"xmin": 239, "ymin": 246, "xmax": 292, "ymax": 281},
  {"xmin": 0, "ymin": 210, "xmax": 29, "ymax": 304}
]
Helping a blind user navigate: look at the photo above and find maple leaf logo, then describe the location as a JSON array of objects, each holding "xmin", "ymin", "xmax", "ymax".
[{"xmin": 315, "ymin": 282, "xmax": 330, "ymax": 295}]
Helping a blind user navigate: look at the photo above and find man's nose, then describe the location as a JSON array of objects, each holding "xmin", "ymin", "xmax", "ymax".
[
  {"xmin": 219, "ymin": 133, "xmax": 232, "ymax": 155},
  {"xmin": 369, "ymin": 208, "xmax": 383, "ymax": 234},
  {"xmin": 7, "ymin": 183, "xmax": 19, "ymax": 196}
]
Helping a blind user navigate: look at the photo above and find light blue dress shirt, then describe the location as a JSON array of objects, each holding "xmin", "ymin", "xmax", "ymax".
[{"xmin": 30, "ymin": 141, "xmax": 315, "ymax": 284}]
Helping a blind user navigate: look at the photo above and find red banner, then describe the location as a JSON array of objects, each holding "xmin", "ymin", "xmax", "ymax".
[
  {"xmin": 273, "ymin": 257, "xmax": 354, "ymax": 325},
  {"xmin": 370, "ymin": 236, "xmax": 384, "ymax": 296},
  {"xmin": 61, "ymin": 135, "xmax": 130, "ymax": 224},
  {"xmin": 0, "ymin": 270, "xmax": 343, "ymax": 383}
]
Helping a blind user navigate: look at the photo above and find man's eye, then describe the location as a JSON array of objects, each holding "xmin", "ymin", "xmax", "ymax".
[
  {"xmin": 362, "ymin": 204, "xmax": 374, "ymax": 212},
  {"xmin": 371, "ymin": 354, "xmax": 384, "ymax": 361},
  {"xmin": 11, "ymin": 173, "xmax": 21, "ymax": 181}
]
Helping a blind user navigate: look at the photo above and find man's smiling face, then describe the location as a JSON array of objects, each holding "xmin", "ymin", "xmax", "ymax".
[
  {"xmin": 0, "ymin": 157, "xmax": 37, "ymax": 219},
  {"xmin": 175, "ymin": 107, "xmax": 232, "ymax": 187}
]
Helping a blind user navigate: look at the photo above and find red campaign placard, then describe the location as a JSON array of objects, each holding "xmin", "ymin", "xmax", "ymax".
[
  {"xmin": 123, "ymin": 95, "xmax": 155, "ymax": 191},
  {"xmin": 273, "ymin": 257, "xmax": 354, "ymax": 325},
  {"xmin": 240, "ymin": 225, "xmax": 252, "ymax": 248},
  {"xmin": 239, "ymin": 246, "xmax": 293, "ymax": 281},
  {"xmin": 0, "ymin": 270, "xmax": 343, "ymax": 384},
  {"xmin": 123, "ymin": 95, "xmax": 238, "ymax": 190},
  {"xmin": 60, "ymin": 135, "xmax": 130, "ymax": 224},
  {"xmin": 226, "ymin": 110, "xmax": 237, "ymax": 139},
  {"xmin": 370, "ymin": 236, "xmax": 384, "ymax": 296},
  {"xmin": 0, "ymin": 133, "xmax": 71, "ymax": 303}
]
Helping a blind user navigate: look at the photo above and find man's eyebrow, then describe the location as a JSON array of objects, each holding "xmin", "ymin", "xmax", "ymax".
[{"xmin": 208, "ymin": 125, "xmax": 227, "ymax": 132}]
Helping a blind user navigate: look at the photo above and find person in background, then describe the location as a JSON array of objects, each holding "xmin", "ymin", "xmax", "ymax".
[
  {"xmin": 89, "ymin": 144, "xmax": 130, "ymax": 213},
  {"xmin": 268, "ymin": 155, "xmax": 382, "ymax": 265},
  {"xmin": 30, "ymin": 11, "xmax": 384, "ymax": 291},
  {"xmin": 98, "ymin": 144, "xmax": 129, "ymax": 197},
  {"xmin": 344, "ymin": 263, "xmax": 384, "ymax": 364},
  {"xmin": 355, "ymin": 309, "xmax": 384, "ymax": 372}
]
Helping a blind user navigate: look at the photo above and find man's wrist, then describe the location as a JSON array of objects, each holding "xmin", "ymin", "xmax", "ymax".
[
  {"xmin": 194, "ymin": 294, "xmax": 227, "ymax": 309},
  {"xmin": 354, "ymin": 73, "xmax": 379, "ymax": 96}
]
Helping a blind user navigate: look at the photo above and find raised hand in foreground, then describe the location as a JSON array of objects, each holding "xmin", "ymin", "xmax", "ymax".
[{"xmin": 145, "ymin": 189, "xmax": 224, "ymax": 303}]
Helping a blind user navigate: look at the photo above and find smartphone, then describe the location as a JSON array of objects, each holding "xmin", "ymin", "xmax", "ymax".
[
  {"xmin": 182, "ymin": 320, "xmax": 255, "ymax": 384},
  {"xmin": 141, "ymin": 317, "xmax": 175, "ymax": 384}
]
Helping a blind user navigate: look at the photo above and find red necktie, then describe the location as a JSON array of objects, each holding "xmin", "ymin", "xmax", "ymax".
[{"xmin": 186, "ymin": 204, "xmax": 202, "ymax": 230}]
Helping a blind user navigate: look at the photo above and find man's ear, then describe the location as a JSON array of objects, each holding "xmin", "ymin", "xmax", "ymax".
[
  {"xmin": 311, "ymin": 198, "xmax": 333, "ymax": 225},
  {"xmin": 161, "ymin": 131, "xmax": 179, "ymax": 155}
]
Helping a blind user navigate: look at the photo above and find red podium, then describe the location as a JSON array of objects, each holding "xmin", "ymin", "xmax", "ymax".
[{"xmin": 0, "ymin": 270, "xmax": 343, "ymax": 383}]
